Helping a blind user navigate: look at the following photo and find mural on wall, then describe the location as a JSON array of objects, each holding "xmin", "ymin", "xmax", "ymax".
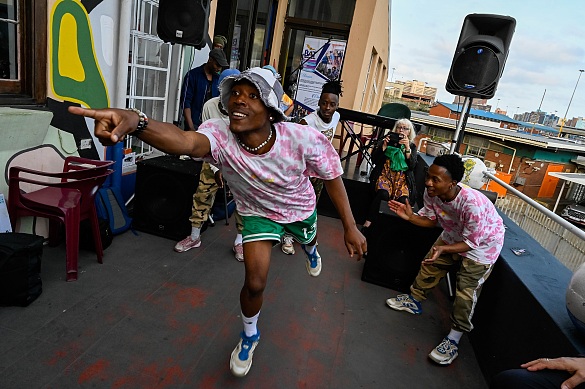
[
  {"xmin": 47, "ymin": 0, "xmax": 110, "ymax": 160},
  {"xmin": 50, "ymin": 0, "xmax": 109, "ymax": 109},
  {"xmin": 3, "ymin": 0, "xmax": 113, "ymax": 233}
]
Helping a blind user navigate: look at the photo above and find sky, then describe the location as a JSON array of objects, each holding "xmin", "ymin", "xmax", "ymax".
[{"xmin": 389, "ymin": 0, "xmax": 585, "ymax": 120}]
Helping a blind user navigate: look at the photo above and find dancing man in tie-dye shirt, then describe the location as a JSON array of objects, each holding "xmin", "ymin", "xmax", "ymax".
[
  {"xmin": 68, "ymin": 67, "xmax": 367, "ymax": 378},
  {"xmin": 386, "ymin": 153, "xmax": 505, "ymax": 366}
]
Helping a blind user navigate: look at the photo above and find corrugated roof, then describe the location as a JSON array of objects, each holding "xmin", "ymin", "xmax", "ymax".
[
  {"xmin": 437, "ymin": 101, "xmax": 559, "ymax": 134},
  {"xmin": 411, "ymin": 110, "xmax": 585, "ymax": 152}
]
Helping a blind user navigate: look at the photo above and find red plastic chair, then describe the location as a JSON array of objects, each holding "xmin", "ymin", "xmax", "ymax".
[{"xmin": 8, "ymin": 157, "xmax": 114, "ymax": 281}]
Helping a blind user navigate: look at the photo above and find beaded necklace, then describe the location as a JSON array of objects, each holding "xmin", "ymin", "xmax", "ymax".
[{"xmin": 237, "ymin": 126, "xmax": 274, "ymax": 152}]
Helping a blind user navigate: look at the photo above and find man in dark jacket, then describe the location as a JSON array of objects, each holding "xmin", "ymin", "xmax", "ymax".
[{"xmin": 180, "ymin": 48, "xmax": 228, "ymax": 130}]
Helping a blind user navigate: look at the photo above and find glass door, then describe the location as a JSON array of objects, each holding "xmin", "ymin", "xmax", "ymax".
[{"xmin": 227, "ymin": 0, "xmax": 276, "ymax": 70}]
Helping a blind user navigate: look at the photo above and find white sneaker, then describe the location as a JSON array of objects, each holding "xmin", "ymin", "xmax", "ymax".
[
  {"xmin": 281, "ymin": 234, "xmax": 295, "ymax": 255},
  {"xmin": 302, "ymin": 245, "xmax": 322, "ymax": 277},
  {"xmin": 233, "ymin": 243, "xmax": 244, "ymax": 262},
  {"xmin": 174, "ymin": 236, "xmax": 201, "ymax": 253},
  {"xmin": 429, "ymin": 337, "xmax": 459, "ymax": 365},
  {"xmin": 230, "ymin": 331, "xmax": 260, "ymax": 377},
  {"xmin": 385, "ymin": 294, "xmax": 422, "ymax": 315}
]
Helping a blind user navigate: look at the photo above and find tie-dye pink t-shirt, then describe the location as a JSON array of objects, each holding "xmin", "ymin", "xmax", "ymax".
[
  {"xmin": 417, "ymin": 184, "xmax": 505, "ymax": 265},
  {"xmin": 198, "ymin": 119, "xmax": 343, "ymax": 223}
]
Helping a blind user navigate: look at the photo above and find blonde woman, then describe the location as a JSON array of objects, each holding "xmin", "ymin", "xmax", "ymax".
[{"xmin": 362, "ymin": 118, "xmax": 418, "ymax": 232}]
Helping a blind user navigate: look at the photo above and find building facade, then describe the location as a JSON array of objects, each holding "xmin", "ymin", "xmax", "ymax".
[{"xmin": 0, "ymin": 0, "xmax": 389, "ymax": 197}]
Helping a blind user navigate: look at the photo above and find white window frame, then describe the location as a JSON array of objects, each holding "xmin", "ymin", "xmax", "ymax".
[{"xmin": 126, "ymin": 0, "xmax": 173, "ymax": 158}]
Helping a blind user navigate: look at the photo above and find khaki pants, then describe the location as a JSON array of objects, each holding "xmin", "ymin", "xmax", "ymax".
[
  {"xmin": 189, "ymin": 162, "xmax": 219, "ymax": 228},
  {"xmin": 410, "ymin": 238, "xmax": 494, "ymax": 333}
]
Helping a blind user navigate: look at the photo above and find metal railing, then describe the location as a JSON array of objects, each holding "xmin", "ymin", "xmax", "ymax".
[{"xmin": 485, "ymin": 172, "xmax": 585, "ymax": 272}]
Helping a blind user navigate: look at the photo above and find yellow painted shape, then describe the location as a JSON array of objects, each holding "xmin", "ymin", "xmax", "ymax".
[{"xmin": 58, "ymin": 13, "xmax": 85, "ymax": 82}]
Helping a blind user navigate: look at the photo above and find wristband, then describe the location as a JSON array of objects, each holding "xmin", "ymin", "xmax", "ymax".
[
  {"xmin": 405, "ymin": 149, "xmax": 411, "ymax": 153},
  {"xmin": 126, "ymin": 108, "xmax": 148, "ymax": 136}
]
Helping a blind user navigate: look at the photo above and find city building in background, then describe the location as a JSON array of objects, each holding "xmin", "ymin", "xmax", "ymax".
[
  {"xmin": 383, "ymin": 79, "xmax": 437, "ymax": 112},
  {"xmin": 453, "ymin": 96, "xmax": 491, "ymax": 112}
]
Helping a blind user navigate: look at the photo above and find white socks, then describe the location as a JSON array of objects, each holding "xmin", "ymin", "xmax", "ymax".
[
  {"xmin": 190, "ymin": 227, "xmax": 201, "ymax": 240},
  {"xmin": 447, "ymin": 329, "xmax": 463, "ymax": 344},
  {"xmin": 242, "ymin": 311, "xmax": 260, "ymax": 337},
  {"xmin": 234, "ymin": 233, "xmax": 243, "ymax": 245}
]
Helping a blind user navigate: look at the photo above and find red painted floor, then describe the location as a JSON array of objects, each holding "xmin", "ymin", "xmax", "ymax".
[{"xmin": 0, "ymin": 215, "xmax": 487, "ymax": 388}]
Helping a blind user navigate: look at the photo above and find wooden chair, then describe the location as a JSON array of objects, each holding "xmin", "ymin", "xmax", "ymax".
[{"xmin": 8, "ymin": 157, "xmax": 114, "ymax": 281}]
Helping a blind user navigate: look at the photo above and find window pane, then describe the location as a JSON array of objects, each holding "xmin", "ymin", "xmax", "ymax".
[
  {"xmin": 249, "ymin": 0, "xmax": 270, "ymax": 68},
  {"xmin": 0, "ymin": 0, "xmax": 17, "ymax": 19},
  {"xmin": 287, "ymin": 0, "xmax": 355, "ymax": 25},
  {"xmin": 0, "ymin": 22, "xmax": 17, "ymax": 79},
  {"xmin": 0, "ymin": 0, "xmax": 18, "ymax": 80}
]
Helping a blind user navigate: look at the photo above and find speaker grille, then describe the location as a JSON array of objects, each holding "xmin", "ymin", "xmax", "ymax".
[
  {"xmin": 449, "ymin": 45, "xmax": 500, "ymax": 96},
  {"xmin": 133, "ymin": 156, "xmax": 201, "ymax": 240},
  {"xmin": 157, "ymin": 0, "xmax": 210, "ymax": 48}
]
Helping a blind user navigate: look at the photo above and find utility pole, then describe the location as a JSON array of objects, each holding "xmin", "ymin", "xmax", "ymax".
[
  {"xmin": 559, "ymin": 69, "xmax": 584, "ymax": 137},
  {"xmin": 538, "ymin": 89, "xmax": 546, "ymax": 111}
]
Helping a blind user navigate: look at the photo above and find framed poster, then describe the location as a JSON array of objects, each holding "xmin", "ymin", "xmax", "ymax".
[{"xmin": 293, "ymin": 37, "xmax": 347, "ymax": 114}]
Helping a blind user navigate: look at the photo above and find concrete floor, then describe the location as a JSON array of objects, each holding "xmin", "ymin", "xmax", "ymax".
[{"xmin": 0, "ymin": 212, "xmax": 488, "ymax": 389}]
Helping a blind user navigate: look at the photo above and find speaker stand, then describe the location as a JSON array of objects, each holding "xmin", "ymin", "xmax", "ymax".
[{"xmin": 450, "ymin": 96, "xmax": 472, "ymax": 154}]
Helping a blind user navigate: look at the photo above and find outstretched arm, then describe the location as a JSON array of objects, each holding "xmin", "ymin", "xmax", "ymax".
[
  {"xmin": 521, "ymin": 357, "xmax": 585, "ymax": 389},
  {"xmin": 388, "ymin": 199, "xmax": 437, "ymax": 228},
  {"xmin": 68, "ymin": 107, "xmax": 211, "ymax": 158},
  {"xmin": 323, "ymin": 177, "xmax": 367, "ymax": 259}
]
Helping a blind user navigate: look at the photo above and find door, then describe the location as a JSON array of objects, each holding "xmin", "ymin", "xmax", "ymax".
[
  {"xmin": 537, "ymin": 163, "xmax": 564, "ymax": 198},
  {"xmin": 214, "ymin": 0, "xmax": 277, "ymax": 70}
]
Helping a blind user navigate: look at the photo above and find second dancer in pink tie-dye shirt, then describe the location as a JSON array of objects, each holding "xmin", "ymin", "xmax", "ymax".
[{"xmin": 386, "ymin": 153, "xmax": 504, "ymax": 367}]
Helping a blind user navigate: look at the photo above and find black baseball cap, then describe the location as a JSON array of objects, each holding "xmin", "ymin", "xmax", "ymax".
[{"xmin": 209, "ymin": 48, "xmax": 228, "ymax": 68}]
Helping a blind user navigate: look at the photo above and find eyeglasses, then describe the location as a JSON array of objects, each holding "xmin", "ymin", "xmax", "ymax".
[{"xmin": 396, "ymin": 126, "xmax": 410, "ymax": 132}]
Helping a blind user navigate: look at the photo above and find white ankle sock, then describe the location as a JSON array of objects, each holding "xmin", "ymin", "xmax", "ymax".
[
  {"xmin": 234, "ymin": 234, "xmax": 243, "ymax": 245},
  {"xmin": 190, "ymin": 227, "xmax": 201, "ymax": 240},
  {"xmin": 447, "ymin": 329, "xmax": 463, "ymax": 344},
  {"xmin": 242, "ymin": 311, "xmax": 260, "ymax": 337},
  {"xmin": 304, "ymin": 244, "xmax": 316, "ymax": 254}
]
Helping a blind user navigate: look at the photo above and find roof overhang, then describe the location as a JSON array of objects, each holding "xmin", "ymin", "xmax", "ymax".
[
  {"xmin": 548, "ymin": 172, "xmax": 585, "ymax": 186},
  {"xmin": 412, "ymin": 113, "xmax": 585, "ymax": 151}
]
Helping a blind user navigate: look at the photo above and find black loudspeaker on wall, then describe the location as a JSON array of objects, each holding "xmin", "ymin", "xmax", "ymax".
[
  {"xmin": 157, "ymin": 0, "xmax": 210, "ymax": 48},
  {"xmin": 446, "ymin": 14, "xmax": 516, "ymax": 99},
  {"xmin": 133, "ymin": 156, "xmax": 202, "ymax": 241}
]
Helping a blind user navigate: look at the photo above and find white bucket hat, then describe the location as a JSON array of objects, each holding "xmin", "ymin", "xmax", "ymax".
[{"xmin": 219, "ymin": 67, "xmax": 287, "ymax": 122}]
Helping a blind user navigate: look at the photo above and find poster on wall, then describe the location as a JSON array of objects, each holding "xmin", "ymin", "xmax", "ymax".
[
  {"xmin": 293, "ymin": 36, "xmax": 347, "ymax": 115},
  {"xmin": 230, "ymin": 25, "xmax": 241, "ymax": 69}
]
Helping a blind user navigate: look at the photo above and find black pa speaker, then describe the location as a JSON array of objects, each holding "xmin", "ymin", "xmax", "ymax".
[
  {"xmin": 133, "ymin": 156, "xmax": 202, "ymax": 240},
  {"xmin": 361, "ymin": 213, "xmax": 442, "ymax": 293},
  {"xmin": 446, "ymin": 14, "xmax": 516, "ymax": 99},
  {"xmin": 157, "ymin": 0, "xmax": 210, "ymax": 48},
  {"xmin": 316, "ymin": 178, "xmax": 372, "ymax": 225}
]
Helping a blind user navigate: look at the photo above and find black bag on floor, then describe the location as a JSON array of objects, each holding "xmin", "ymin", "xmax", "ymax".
[
  {"xmin": 79, "ymin": 218, "xmax": 113, "ymax": 251},
  {"xmin": 0, "ymin": 233, "xmax": 44, "ymax": 306}
]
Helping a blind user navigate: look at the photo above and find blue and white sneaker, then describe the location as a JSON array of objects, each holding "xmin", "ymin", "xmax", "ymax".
[
  {"xmin": 230, "ymin": 331, "xmax": 260, "ymax": 377},
  {"xmin": 301, "ymin": 244, "xmax": 322, "ymax": 277},
  {"xmin": 429, "ymin": 337, "xmax": 459, "ymax": 365},
  {"xmin": 385, "ymin": 294, "xmax": 422, "ymax": 315}
]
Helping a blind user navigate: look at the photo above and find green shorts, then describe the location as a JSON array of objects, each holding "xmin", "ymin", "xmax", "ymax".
[{"xmin": 241, "ymin": 210, "xmax": 317, "ymax": 245}]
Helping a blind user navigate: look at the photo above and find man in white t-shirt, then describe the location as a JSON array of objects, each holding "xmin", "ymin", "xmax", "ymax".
[
  {"xmin": 281, "ymin": 80, "xmax": 342, "ymax": 255},
  {"xmin": 174, "ymin": 69, "xmax": 244, "ymax": 260}
]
